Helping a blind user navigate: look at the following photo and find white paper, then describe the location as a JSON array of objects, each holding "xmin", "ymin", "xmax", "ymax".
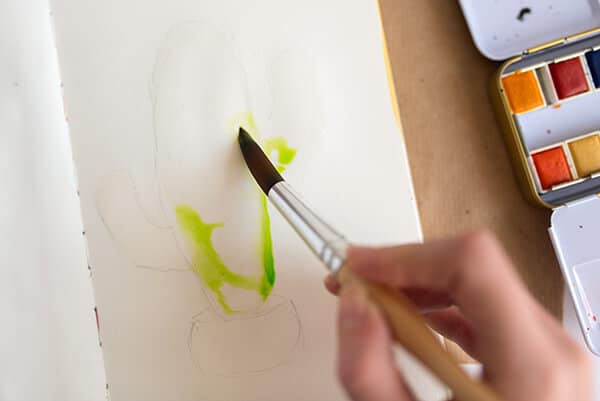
[
  {"xmin": 0, "ymin": 1, "xmax": 106, "ymax": 400},
  {"xmin": 49, "ymin": 0, "xmax": 447, "ymax": 399}
]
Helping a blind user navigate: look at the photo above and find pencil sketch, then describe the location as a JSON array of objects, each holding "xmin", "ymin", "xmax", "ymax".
[{"xmin": 96, "ymin": 21, "xmax": 323, "ymax": 375}]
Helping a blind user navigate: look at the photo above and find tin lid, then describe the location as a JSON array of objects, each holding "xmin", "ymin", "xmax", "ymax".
[
  {"xmin": 459, "ymin": 0, "xmax": 600, "ymax": 60},
  {"xmin": 549, "ymin": 195, "xmax": 600, "ymax": 355}
]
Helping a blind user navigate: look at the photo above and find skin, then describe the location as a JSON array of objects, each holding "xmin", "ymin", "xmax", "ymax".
[{"xmin": 325, "ymin": 229, "xmax": 592, "ymax": 401}]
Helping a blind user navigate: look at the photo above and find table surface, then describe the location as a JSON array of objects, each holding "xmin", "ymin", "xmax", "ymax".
[{"xmin": 380, "ymin": 0, "xmax": 564, "ymax": 319}]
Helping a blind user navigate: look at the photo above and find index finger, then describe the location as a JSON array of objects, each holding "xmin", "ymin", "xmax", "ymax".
[{"xmin": 346, "ymin": 230, "xmax": 540, "ymax": 363}]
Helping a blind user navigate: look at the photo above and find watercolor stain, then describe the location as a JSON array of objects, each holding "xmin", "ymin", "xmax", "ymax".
[
  {"xmin": 517, "ymin": 7, "xmax": 531, "ymax": 22},
  {"xmin": 176, "ymin": 113, "xmax": 296, "ymax": 314}
]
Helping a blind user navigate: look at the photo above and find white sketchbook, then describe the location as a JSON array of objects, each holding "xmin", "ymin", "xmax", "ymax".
[{"xmin": 2, "ymin": 0, "xmax": 448, "ymax": 400}]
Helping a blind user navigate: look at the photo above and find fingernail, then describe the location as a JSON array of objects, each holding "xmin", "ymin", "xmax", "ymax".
[
  {"xmin": 339, "ymin": 287, "xmax": 369, "ymax": 333},
  {"xmin": 324, "ymin": 274, "xmax": 341, "ymax": 294}
]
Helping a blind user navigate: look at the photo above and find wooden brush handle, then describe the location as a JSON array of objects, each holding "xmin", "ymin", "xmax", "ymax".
[{"xmin": 337, "ymin": 267, "xmax": 503, "ymax": 401}]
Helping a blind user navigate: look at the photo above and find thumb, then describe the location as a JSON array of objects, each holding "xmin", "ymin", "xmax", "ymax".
[{"xmin": 337, "ymin": 286, "xmax": 416, "ymax": 401}]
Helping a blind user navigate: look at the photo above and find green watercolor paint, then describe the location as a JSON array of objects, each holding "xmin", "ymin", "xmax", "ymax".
[
  {"xmin": 264, "ymin": 138, "xmax": 297, "ymax": 172},
  {"xmin": 176, "ymin": 113, "xmax": 296, "ymax": 314}
]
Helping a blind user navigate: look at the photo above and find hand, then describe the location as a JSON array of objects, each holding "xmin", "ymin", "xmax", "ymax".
[{"xmin": 325, "ymin": 230, "xmax": 591, "ymax": 401}]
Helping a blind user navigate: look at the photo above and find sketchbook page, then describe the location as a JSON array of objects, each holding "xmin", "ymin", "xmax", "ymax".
[
  {"xmin": 49, "ymin": 0, "xmax": 446, "ymax": 400},
  {"xmin": 0, "ymin": 1, "xmax": 106, "ymax": 400}
]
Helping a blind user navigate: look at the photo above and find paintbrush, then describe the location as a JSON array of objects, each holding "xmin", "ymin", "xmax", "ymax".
[{"xmin": 237, "ymin": 127, "xmax": 501, "ymax": 401}]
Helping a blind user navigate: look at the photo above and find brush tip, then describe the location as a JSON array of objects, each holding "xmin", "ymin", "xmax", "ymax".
[
  {"xmin": 238, "ymin": 127, "xmax": 253, "ymax": 147},
  {"xmin": 237, "ymin": 126, "xmax": 283, "ymax": 195}
]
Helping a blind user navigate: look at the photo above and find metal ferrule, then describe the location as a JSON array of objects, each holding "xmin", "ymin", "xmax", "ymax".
[{"xmin": 268, "ymin": 181, "xmax": 348, "ymax": 273}]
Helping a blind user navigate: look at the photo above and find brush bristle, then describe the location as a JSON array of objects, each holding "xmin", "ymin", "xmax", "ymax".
[{"xmin": 238, "ymin": 127, "xmax": 283, "ymax": 194}]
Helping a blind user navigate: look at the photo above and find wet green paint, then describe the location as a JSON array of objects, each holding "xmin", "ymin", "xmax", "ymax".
[{"xmin": 176, "ymin": 113, "xmax": 296, "ymax": 314}]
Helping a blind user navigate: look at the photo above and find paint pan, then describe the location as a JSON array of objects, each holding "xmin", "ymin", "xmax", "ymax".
[
  {"xmin": 459, "ymin": 1, "xmax": 600, "ymax": 355},
  {"xmin": 531, "ymin": 146, "xmax": 572, "ymax": 190},
  {"xmin": 549, "ymin": 57, "xmax": 590, "ymax": 100},
  {"xmin": 568, "ymin": 133, "xmax": 600, "ymax": 178},
  {"xmin": 496, "ymin": 49, "xmax": 598, "ymax": 205},
  {"xmin": 501, "ymin": 70, "xmax": 545, "ymax": 114},
  {"xmin": 585, "ymin": 49, "xmax": 600, "ymax": 88}
]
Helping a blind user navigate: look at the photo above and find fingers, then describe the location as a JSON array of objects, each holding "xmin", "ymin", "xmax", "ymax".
[
  {"xmin": 324, "ymin": 274, "xmax": 341, "ymax": 294},
  {"xmin": 401, "ymin": 288, "xmax": 453, "ymax": 312},
  {"xmin": 335, "ymin": 232, "xmax": 593, "ymax": 401},
  {"xmin": 345, "ymin": 230, "xmax": 539, "ymax": 364},
  {"xmin": 346, "ymin": 230, "xmax": 531, "ymax": 325},
  {"xmin": 337, "ymin": 286, "xmax": 415, "ymax": 401},
  {"xmin": 328, "ymin": 273, "xmax": 473, "ymax": 355},
  {"xmin": 423, "ymin": 307, "xmax": 475, "ymax": 357},
  {"xmin": 325, "ymin": 276, "xmax": 453, "ymax": 312},
  {"xmin": 328, "ymin": 272, "xmax": 472, "ymax": 355}
]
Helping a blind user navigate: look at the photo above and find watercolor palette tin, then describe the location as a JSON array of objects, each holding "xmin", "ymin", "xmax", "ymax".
[{"xmin": 460, "ymin": 0, "xmax": 600, "ymax": 354}]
